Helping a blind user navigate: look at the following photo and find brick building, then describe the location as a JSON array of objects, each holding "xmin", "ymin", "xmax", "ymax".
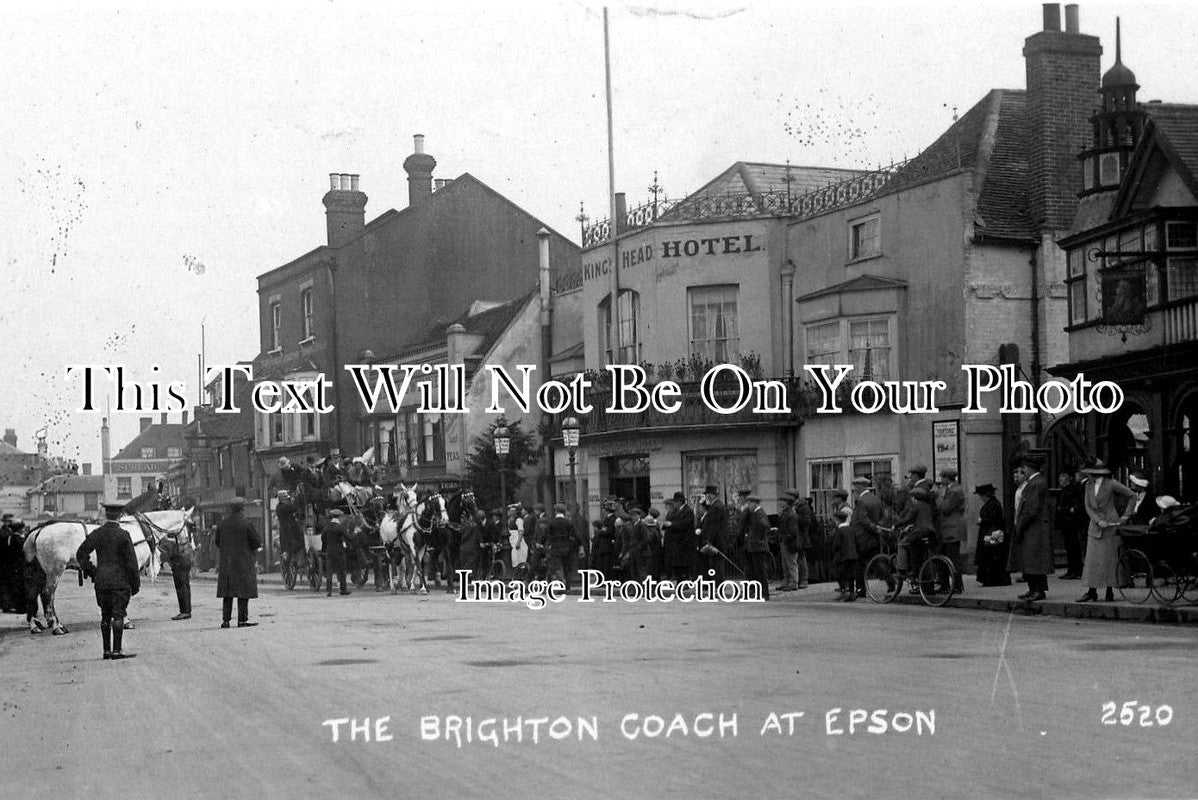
[
  {"xmin": 104, "ymin": 414, "xmax": 186, "ymax": 505},
  {"xmin": 252, "ymin": 135, "xmax": 581, "ymax": 490}
]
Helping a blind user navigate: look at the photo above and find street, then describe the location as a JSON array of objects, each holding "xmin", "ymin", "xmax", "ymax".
[{"xmin": 2, "ymin": 575, "xmax": 1196, "ymax": 800}]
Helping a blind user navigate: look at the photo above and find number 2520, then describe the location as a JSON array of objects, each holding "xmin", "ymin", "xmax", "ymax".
[{"xmin": 1101, "ymin": 701, "xmax": 1173, "ymax": 727}]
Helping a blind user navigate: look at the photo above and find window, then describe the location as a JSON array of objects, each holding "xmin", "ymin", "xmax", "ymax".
[
  {"xmin": 378, "ymin": 419, "xmax": 397, "ymax": 465},
  {"xmin": 850, "ymin": 215, "xmax": 880, "ymax": 260},
  {"xmin": 84, "ymin": 492, "xmax": 98, "ymax": 511},
  {"xmin": 300, "ymin": 288, "xmax": 314, "ymax": 340},
  {"xmin": 688, "ymin": 285, "xmax": 739, "ymax": 363},
  {"xmin": 1066, "ymin": 247, "xmax": 1089, "ymax": 324},
  {"xmin": 852, "ymin": 458, "xmax": 895, "ymax": 497},
  {"xmin": 809, "ymin": 460, "xmax": 844, "ymax": 519},
  {"xmin": 403, "ymin": 411, "xmax": 443, "ymax": 467},
  {"xmin": 805, "ymin": 317, "xmax": 894, "ymax": 378},
  {"xmin": 217, "ymin": 449, "xmax": 225, "ymax": 486},
  {"xmin": 805, "ymin": 322, "xmax": 840, "ymax": 366},
  {"xmin": 272, "ymin": 414, "xmax": 284, "ymax": 445},
  {"xmin": 44, "ymin": 494, "xmax": 57, "ymax": 512},
  {"xmin": 167, "ymin": 447, "xmax": 181, "ymax": 459},
  {"xmin": 140, "ymin": 447, "xmax": 155, "ymax": 459},
  {"xmin": 1166, "ymin": 222, "xmax": 1198, "ymax": 301},
  {"xmin": 1083, "ymin": 157, "xmax": 1096, "ymax": 191},
  {"xmin": 849, "ymin": 319, "xmax": 891, "ymax": 380},
  {"xmin": 270, "ymin": 302, "xmax": 281, "ymax": 351},
  {"xmin": 142, "ymin": 477, "xmax": 156, "ymax": 494},
  {"xmin": 117, "ymin": 477, "xmax": 132, "ymax": 499},
  {"xmin": 601, "ymin": 290, "xmax": 641, "ymax": 364},
  {"xmin": 1099, "ymin": 152, "xmax": 1121, "ymax": 186}
]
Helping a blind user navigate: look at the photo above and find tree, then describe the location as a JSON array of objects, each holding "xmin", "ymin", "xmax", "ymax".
[{"xmin": 464, "ymin": 418, "xmax": 541, "ymax": 511}]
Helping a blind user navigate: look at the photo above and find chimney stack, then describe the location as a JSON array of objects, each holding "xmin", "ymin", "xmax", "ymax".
[
  {"xmin": 82, "ymin": 463, "xmax": 92, "ymax": 476},
  {"xmin": 1024, "ymin": 3, "xmax": 1101, "ymax": 231},
  {"xmin": 182, "ymin": 410, "xmax": 189, "ymax": 426},
  {"xmin": 322, "ymin": 173, "xmax": 368, "ymax": 248},
  {"xmin": 160, "ymin": 412, "xmax": 168, "ymax": 425},
  {"xmin": 403, "ymin": 134, "xmax": 437, "ymax": 208},
  {"xmin": 2, "ymin": 428, "xmax": 15, "ymax": 449},
  {"xmin": 140, "ymin": 417, "xmax": 152, "ymax": 433}
]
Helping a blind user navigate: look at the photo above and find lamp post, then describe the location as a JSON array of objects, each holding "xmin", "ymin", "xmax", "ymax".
[
  {"xmin": 493, "ymin": 425, "xmax": 510, "ymax": 512},
  {"xmin": 562, "ymin": 416, "xmax": 580, "ymax": 509}
]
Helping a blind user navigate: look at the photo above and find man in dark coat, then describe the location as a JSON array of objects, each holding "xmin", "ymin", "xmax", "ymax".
[
  {"xmin": 850, "ymin": 477, "xmax": 885, "ymax": 598},
  {"xmin": 76, "ymin": 503, "xmax": 141, "ymax": 659},
  {"xmin": 545, "ymin": 503, "xmax": 581, "ymax": 589},
  {"xmin": 591, "ymin": 500, "xmax": 623, "ymax": 579},
  {"xmin": 215, "ymin": 497, "xmax": 261, "ymax": 627},
  {"xmin": 1055, "ymin": 471, "xmax": 1085, "ymax": 579},
  {"xmin": 458, "ymin": 508, "xmax": 484, "ymax": 583},
  {"xmin": 163, "ymin": 521, "xmax": 195, "ymax": 621},
  {"xmin": 973, "ymin": 484, "xmax": 1010, "ymax": 586},
  {"xmin": 661, "ymin": 491, "xmax": 696, "ymax": 581},
  {"xmin": 1009, "ymin": 457, "xmax": 1053, "ymax": 602},
  {"xmin": 936, "ymin": 468, "xmax": 967, "ymax": 593},
  {"xmin": 696, "ymin": 485, "xmax": 728, "ymax": 584},
  {"xmin": 742, "ymin": 495, "xmax": 771, "ymax": 601},
  {"xmin": 774, "ymin": 491, "xmax": 800, "ymax": 592},
  {"xmin": 321, "ymin": 509, "xmax": 351, "ymax": 596},
  {"xmin": 0, "ymin": 513, "xmax": 26, "ymax": 613},
  {"xmin": 276, "ymin": 490, "xmax": 304, "ymax": 570}
]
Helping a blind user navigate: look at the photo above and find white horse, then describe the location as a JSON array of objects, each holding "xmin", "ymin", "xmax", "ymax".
[
  {"xmin": 378, "ymin": 484, "xmax": 447, "ymax": 594},
  {"xmin": 22, "ymin": 508, "xmax": 194, "ymax": 635}
]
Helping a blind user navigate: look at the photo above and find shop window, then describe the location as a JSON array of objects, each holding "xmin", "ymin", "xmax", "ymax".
[
  {"xmin": 117, "ymin": 477, "xmax": 132, "ymax": 499},
  {"xmin": 809, "ymin": 460, "xmax": 844, "ymax": 519},
  {"xmin": 683, "ymin": 452, "xmax": 758, "ymax": 505}
]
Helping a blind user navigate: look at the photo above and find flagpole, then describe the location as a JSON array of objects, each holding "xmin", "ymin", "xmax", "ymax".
[{"xmin": 604, "ymin": 7, "xmax": 622, "ymax": 362}]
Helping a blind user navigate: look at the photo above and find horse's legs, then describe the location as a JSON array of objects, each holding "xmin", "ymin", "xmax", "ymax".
[
  {"xmin": 45, "ymin": 575, "xmax": 67, "ymax": 635},
  {"xmin": 417, "ymin": 547, "xmax": 430, "ymax": 594}
]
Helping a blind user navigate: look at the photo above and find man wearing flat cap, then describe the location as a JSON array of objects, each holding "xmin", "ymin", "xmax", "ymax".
[
  {"xmin": 850, "ymin": 477, "xmax": 884, "ymax": 598},
  {"xmin": 936, "ymin": 468, "xmax": 966, "ymax": 593},
  {"xmin": 774, "ymin": 490, "xmax": 801, "ymax": 592},
  {"xmin": 76, "ymin": 502, "xmax": 140, "ymax": 659},
  {"xmin": 215, "ymin": 497, "xmax": 261, "ymax": 627},
  {"xmin": 661, "ymin": 491, "xmax": 695, "ymax": 581},
  {"xmin": 742, "ymin": 494, "xmax": 771, "ymax": 600}
]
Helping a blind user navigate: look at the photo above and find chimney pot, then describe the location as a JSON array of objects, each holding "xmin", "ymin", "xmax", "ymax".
[
  {"xmin": 182, "ymin": 410, "xmax": 189, "ymax": 426},
  {"xmin": 161, "ymin": 412, "xmax": 168, "ymax": 425},
  {"xmin": 1064, "ymin": 4, "xmax": 1078, "ymax": 33},
  {"xmin": 329, "ymin": 173, "xmax": 339, "ymax": 191},
  {"xmin": 1042, "ymin": 3, "xmax": 1061, "ymax": 31},
  {"xmin": 414, "ymin": 134, "xmax": 425, "ymax": 154},
  {"xmin": 82, "ymin": 463, "xmax": 92, "ymax": 476},
  {"xmin": 140, "ymin": 417, "xmax": 152, "ymax": 433},
  {"xmin": 350, "ymin": 174, "xmax": 360, "ymax": 191}
]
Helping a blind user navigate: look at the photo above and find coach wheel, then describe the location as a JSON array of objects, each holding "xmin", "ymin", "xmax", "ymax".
[
  {"xmin": 282, "ymin": 560, "xmax": 297, "ymax": 591},
  {"xmin": 1116, "ymin": 548, "xmax": 1153, "ymax": 604},
  {"xmin": 918, "ymin": 555, "xmax": 956, "ymax": 607},
  {"xmin": 1149, "ymin": 560, "xmax": 1182, "ymax": 605},
  {"xmin": 351, "ymin": 567, "xmax": 369, "ymax": 588},
  {"xmin": 864, "ymin": 554, "xmax": 900, "ymax": 604},
  {"xmin": 512, "ymin": 563, "xmax": 530, "ymax": 583},
  {"xmin": 308, "ymin": 552, "xmax": 322, "ymax": 592}
]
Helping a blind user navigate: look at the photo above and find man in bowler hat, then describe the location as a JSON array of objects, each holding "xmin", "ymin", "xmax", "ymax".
[{"xmin": 215, "ymin": 497, "xmax": 261, "ymax": 627}]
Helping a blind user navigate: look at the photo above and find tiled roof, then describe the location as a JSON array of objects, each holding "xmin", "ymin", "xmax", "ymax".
[
  {"xmin": 549, "ymin": 342, "xmax": 585, "ymax": 363},
  {"xmin": 887, "ymin": 89, "xmax": 1035, "ymax": 243},
  {"xmin": 401, "ymin": 291, "xmax": 537, "ymax": 359},
  {"xmin": 1145, "ymin": 103, "xmax": 1198, "ymax": 194},
  {"xmin": 31, "ymin": 474, "xmax": 105, "ymax": 494},
  {"xmin": 795, "ymin": 274, "xmax": 908, "ymax": 303},
  {"xmin": 0, "ymin": 440, "xmax": 23, "ymax": 455},
  {"xmin": 111, "ymin": 424, "xmax": 186, "ymax": 461}
]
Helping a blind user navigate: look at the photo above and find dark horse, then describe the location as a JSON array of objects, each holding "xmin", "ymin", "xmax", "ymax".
[{"xmin": 423, "ymin": 488, "xmax": 477, "ymax": 594}]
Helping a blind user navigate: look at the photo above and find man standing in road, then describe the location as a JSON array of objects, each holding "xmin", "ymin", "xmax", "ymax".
[
  {"xmin": 165, "ymin": 520, "xmax": 195, "ymax": 621},
  {"xmin": 276, "ymin": 490, "xmax": 304, "ymax": 575},
  {"xmin": 1009, "ymin": 456, "xmax": 1052, "ymax": 603},
  {"xmin": 696, "ymin": 485, "xmax": 727, "ymax": 584},
  {"xmin": 850, "ymin": 477, "xmax": 884, "ymax": 598},
  {"xmin": 742, "ymin": 494, "xmax": 771, "ymax": 601},
  {"xmin": 774, "ymin": 490, "xmax": 800, "ymax": 592},
  {"xmin": 661, "ymin": 491, "xmax": 695, "ymax": 581},
  {"xmin": 936, "ymin": 468, "xmax": 966, "ymax": 594},
  {"xmin": 76, "ymin": 502, "xmax": 140, "ymax": 660},
  {"xmin": 545, "ymin": 503, "xmax": 580, "ymax": 590},
  {"xmin": 215, "ymin": 497, "xmax": 261, "ymax": 627},
  {"xmin": 321, "ymin": 509, "xmax": 351, "ymax": 597}
]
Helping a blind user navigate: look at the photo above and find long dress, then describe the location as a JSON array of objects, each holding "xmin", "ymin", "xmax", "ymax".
[
  {"xmin": 1082, "ymin": 478, "xmax": 1137, "ymax": 589},
  {"xmin": 974, "ymin": 496, "xmax": 1011, "ymax": 586}
]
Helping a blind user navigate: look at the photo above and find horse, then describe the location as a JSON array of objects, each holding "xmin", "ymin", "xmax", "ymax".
[
  {"xmin": 378, "ymin": 484, "xmax": 448, "ymax": 594},
  {"xmin": 436, "ymin": 489, "xmax": 477, "ymax": 593},
  {"xmin": 22, "ymin": 508, "xmax": 194, "ymax": 635}
]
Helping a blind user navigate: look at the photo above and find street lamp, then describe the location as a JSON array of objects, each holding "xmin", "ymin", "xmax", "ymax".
[
  {"xmin": 493, "ymin": 425, "xmax": 510, "ymax": 511},
  {"xmin": 562, "ymin": 416, "xmax": 579, "ymax": 508}
]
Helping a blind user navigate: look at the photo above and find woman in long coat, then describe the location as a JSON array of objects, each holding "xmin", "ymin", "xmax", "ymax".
[
  {"xmin": 215, "ymin": 497, "xmax": 261, "ymax": 627},
  {"xmin": 1078, "ymin": 463, "xmax": 1137, "ymax": 602},
  {"xmin": 973, "ymin": 484, "xmax": 1010, "ymax": 586}
]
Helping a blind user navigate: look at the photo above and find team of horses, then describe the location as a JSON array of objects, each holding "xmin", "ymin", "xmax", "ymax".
[{"xmin": 13, "ymin": 481, "xmax": 478, "ymax": 637}]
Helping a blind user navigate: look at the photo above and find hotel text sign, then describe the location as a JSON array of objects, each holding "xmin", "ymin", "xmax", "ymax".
[{"xmin": 583, "ymin": 233, "xmax": 763, "ymax": 282}]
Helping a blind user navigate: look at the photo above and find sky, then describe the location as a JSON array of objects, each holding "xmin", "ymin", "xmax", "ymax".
[{"xmin": 1, "ymin": 1, "xmax": 1195, "ymax": 470}]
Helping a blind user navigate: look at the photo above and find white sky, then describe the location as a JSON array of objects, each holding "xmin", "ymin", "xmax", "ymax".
[{"xmin": 2, "ymin": 1, "xmax": 1194, "ymax": 469}]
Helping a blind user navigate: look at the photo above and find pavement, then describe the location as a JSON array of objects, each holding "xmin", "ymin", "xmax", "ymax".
[
  {"xmin": 3, "ymin": 573, "xmax": 1197, "ymax": 800},
  {"xmin": 198, "ymin": 567, "xmax": 1198, "ymax": 625}
]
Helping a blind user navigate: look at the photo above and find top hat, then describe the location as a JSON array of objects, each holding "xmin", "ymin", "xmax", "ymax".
[
  {"xmin": 669, "ymin": 491, "xmax": 687, "ymax": 503},
  {"xmin": 974, "ymin": 483, "xmax": 996, "ymax": 495},
  {"xmin": 703, "ymin": 485, "xmax": 719, "ymax": 496}
]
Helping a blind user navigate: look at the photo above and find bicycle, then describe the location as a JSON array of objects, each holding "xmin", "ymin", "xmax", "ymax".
[
  {"xmin": 280, "ymin": 548, "xmax": 307, "ymax": 591},
  {"xmin": 864, "ymin": 525, "xmax": 958, "ymax": 607},
  {"xmin": 482, "ymin": 541, "xmax": 511, "ymax": 581}
]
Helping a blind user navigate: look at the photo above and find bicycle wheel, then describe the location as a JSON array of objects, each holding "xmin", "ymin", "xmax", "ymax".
[
  {"xmin": 918, "ymin": 555, "xmax": 956, "ymax": 607},
  {"xmin": 1116, "ymin": 548, "xmax": 1153, "ymax": 604},
  {"xmin": 282, "ymin": 560, "xmax": 297, "ymax": 591},
  {"xmin": 488, "ymin": 558, "xmax": 510, "ymax": 581},
  {"xmin": 512, "ymin": 563, "xmax": 530, "ymax": 583},
  {"xmin": 308, "ymin": 552, "xmax": 322, "ymax": 592},
  {"xmin": 351, "ymin": 565, "xmax": 369, "ymax": 588},
  {"xmin": 864, "ymin": 554, "xmax": 900, "ymax": 604},
  {"xmin": 1150, "ymin": 560, "xmax": 1182, "ymax": 605}
]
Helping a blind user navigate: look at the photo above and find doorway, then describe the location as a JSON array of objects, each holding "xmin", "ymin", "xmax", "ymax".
[{"xmin": 605, "ymin": 454, "xmax": 651, "ymax": 510}]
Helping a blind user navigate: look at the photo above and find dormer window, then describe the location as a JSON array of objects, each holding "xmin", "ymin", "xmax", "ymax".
[
  {"xmin": 1083, "ymin": 158, "xmax": 1096, "ymax": 191},
  {"xmin": 1099, "ymin": 153, "xmax": 1121, "ymax": 186}
]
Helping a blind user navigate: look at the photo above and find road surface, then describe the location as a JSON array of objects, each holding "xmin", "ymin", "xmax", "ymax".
[{"xmin": 2, "ymin": 574, "xmax": 1196, "ymax": 799}]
